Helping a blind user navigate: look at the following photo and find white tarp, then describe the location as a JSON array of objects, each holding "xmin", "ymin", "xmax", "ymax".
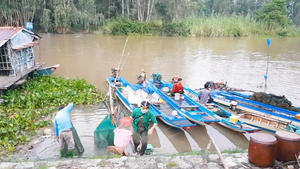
[{"xmin": 10, "ymin": 30, "xmax": 33, "ymax": 49}]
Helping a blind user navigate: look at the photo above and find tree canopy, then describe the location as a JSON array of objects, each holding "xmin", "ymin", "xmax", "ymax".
[
  {"xmin": 0, "ymin": 0, "xmax": 299, "ymax": 33},
  {"xmin": 254, "ymin": 0, "xmax": 290, "ymax": 27}
]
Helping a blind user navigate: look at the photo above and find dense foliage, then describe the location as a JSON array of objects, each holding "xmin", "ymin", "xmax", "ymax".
[
  {"xmin": 0, "ymin": 0, "xmax": 300, "ymax": 36},
  {"xmin": 0, "ymin": 76, "xmax": 104, "ymax": 155},
  {"xmin": 104, "ymin": 18, "xmax": 190, "ymax": 36},
  {"xmin": 254, "ymin": 0, "xmax": 290, "ymax": 27}
]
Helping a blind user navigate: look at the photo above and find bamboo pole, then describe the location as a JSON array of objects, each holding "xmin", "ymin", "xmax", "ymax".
[{"xmin": 210, "ymin": 137, "xmax": 228, "ymax": 169}]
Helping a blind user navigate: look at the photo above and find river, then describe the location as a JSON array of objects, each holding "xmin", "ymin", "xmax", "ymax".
[{"xmin": 28, "ymin": 34, "xmax": 300, "ymax": 159}]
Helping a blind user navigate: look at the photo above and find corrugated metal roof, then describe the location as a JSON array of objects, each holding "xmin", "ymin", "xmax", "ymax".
[
  {"xmin": 0, "ymin": 27, "xmax": 23, "ymax": 41},
  {"xmin": 0, "ymin": 27, "xmax": 23, "ymax": 48},
  {"xmin": 0, "ymin": 27, "xmax": 41, "ymax": 48}
]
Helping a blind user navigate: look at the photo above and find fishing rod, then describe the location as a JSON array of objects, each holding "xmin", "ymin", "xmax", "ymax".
[
  {"xmin": 114, "ymin": 37, "xmax": 129, "ymax": 83},
  {"xmin": 110, "ymin": 37, "xmax": 129, "ymax": 113},
  {"xmin": 117, "ymin": 37, "xmax": 129, "ymax": 70},
  {"xmin": 117, "ymin": 52, "xmax": 130, "ymax": 77}
]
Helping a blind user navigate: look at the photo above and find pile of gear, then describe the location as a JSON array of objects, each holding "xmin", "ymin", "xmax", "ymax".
[{"xmin": 249, "ymin": 92, "xmax": 300, "ymax": 112}]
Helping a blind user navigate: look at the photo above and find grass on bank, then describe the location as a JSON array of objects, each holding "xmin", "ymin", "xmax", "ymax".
[
  {"xmin": 98, "ymin": 16, "xmax": 300, "ymax": 37},
  {"xmin": 221, "ymin": 147, "xmax": 246, "ymax": 154},
  {"xmin": 0, "ymin": 75, "xmax": 104, "ymax": 155}
]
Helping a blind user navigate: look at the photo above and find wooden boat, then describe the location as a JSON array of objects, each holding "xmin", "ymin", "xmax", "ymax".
[
  {"xmin": 181, "ymin": 85, "xmax": 262, "ymax": 133},
  {"xmin": 107, "ymin": 77, "xmax": 196, "ymax": 130},
  {"xmin": 36, "ymin": 64, "xmax": 60, "ymax": 75},
  {"xmin": 212, "ymin": 91, "xmax": 300, "ymax": 125},
  {"xmin": 211, "ymin": 94, "xmax": 300, "ymax": 134},
  {"xmin": 146, "ymin": 79, "xmax": 219, "ymax": 126}
]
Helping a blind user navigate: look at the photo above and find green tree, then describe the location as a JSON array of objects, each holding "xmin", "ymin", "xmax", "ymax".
[
  {"xmin": 254, "ymin": 0, "xmax": 290, "ymax": 27},
  {"xmin": 40, "ymin": 8, "xmax": 52, "ymax": 32},
  {"xmin": 294, "ymin": 2, "xmax": 300, "ymax": 25}
]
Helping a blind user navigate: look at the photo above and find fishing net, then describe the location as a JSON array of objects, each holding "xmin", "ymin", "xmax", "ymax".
[
  {"xmin": 94, "ymin": 114, "xmax": 116, "ymax": 149},
  {"xmin": 61, "ymin": 125, "xmax": 85, "ymax": 156},
  {"xmin": 249, "ymin": 92, "xmax": 300, "ymax": 112}
]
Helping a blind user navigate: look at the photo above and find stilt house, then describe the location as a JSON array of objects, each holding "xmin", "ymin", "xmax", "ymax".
[{"xmin": 0, "ymin": 27, "xmax": 41, "ymax": 91}]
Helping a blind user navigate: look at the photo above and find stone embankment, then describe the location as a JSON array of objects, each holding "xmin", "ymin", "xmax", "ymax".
[{"xmin": 0, "ymin": 153, "xmax": 278, "ymax": 169}]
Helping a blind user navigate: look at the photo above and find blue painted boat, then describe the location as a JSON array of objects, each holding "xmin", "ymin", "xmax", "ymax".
[
  {"xmin": 107, "ymin": 77, "xmax": 196, "ymax": 130},
  {"xmin": 212, "ymin": 91, "xmax": 300, "ymax": 124},
  {"xmin": 146, "ymin": 79, "xmax": 220, "ymax": 126},
  {"xmin": 36, "ymin": 64, "xmax": 60, "ymax": 75},
  {"xmin": 182, "ymin": 85, "xmax": 262, "ymax": 133}
]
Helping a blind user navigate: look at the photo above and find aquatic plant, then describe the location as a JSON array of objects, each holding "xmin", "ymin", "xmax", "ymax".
[{"xmin": 0, "ymin": 76, "xmax": 104, "ymax": 155}]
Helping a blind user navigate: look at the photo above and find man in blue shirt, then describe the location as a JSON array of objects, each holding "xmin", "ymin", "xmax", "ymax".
[{"xmin": 54, "ymin": 103, "xmax": 75, "ymax": 157}]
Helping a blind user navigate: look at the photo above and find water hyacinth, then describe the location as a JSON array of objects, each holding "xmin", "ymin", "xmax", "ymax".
[{"xmin": 0, "ymin": 76, "xmax": 104, "ymax": 155}]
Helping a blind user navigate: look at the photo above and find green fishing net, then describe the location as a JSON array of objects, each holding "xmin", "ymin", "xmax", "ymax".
[
  {"xmin": 61, "ymin": 125, "xmax": 85, "ymax": 156},
  {"xmin": 94, "ymin": 114, "xmax": 116, "ymax": 149}
]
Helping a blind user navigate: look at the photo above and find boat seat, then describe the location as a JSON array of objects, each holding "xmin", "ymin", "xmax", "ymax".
[{"xmin": 178, "ymin": 105, "xmax": 199, "ymax": 109}]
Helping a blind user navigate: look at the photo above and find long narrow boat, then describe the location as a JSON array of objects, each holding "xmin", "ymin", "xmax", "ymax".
[
  {"xmin": 211, "ymin": 93, "xmax": 300, "ymax": 134},
  {"xmin": 212, "ymin": 91, "xmax": 300, "ymax": 125},
  {"xmin": 172, "ymin": 83, "xmax": 261, "ymax": 133},
  {"xmin": 107, "ymin": 77, "xmax": 195, "ymax": 130},
  {"xmin": 214, "ymin": 91, "xmax": 299, "ymax": 116},
  {"xmin": 36, "ymin": 64, "xmax": 60, "ymax": 75},
  {"xmin": 146, "ymin": 79, "xmax": 219, "ymax": 126}
]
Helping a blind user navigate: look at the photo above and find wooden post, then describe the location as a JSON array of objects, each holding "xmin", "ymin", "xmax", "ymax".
[{"xmin": 210, "ymin": 138, "xmax": 228, "ymax": 169}]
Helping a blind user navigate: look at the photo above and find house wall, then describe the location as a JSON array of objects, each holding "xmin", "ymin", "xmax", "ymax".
[
  {"xmin": 0, "ymin": 42, "xmax": 35, "ymax": 76},
  {"xmin": 0, "ymin": 43, "xmax": 11, "ymax": 76}
]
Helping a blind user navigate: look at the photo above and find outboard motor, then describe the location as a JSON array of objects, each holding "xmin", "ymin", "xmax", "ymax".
[
  {"xmin": 152, "ymin": 73, "xmax": 162, "ymax": 84},
  {"xmin": 229, "ymin": 101, "xmax": 238, "ymax": 111}
]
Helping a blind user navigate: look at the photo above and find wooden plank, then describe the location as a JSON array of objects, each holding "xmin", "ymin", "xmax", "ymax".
[
  {"xmin": 15, "ymin": 79, "xmax": 26, "ymax": 85},
  {"xmin": 0, "ymin": 63, "xmax": 43, "ymax": 89}
]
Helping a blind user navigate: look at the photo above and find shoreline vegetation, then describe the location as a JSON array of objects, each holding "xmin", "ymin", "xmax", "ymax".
[
  {"xmin": 0, "ymin": 76, "xmax": 104, "ymax": 156},
  {"xmin": 97, "ymin": 16, "xmax": 300, "ymax": 37},
  {"xmin": 1, "ymin": 0, "xmax": 300, "ymax": 37}
]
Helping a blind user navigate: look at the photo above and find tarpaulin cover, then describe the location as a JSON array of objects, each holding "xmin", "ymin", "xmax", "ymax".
[{"xmin": 10, "ymin": 30, "xmax": 34, "ymax": 49}]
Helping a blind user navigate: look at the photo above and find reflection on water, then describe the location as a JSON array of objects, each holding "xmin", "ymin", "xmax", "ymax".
[
  {"xmin": 208, "ymin": 124, "xmax": 249, "ymax": 150},
  {"xmin": 187, "ymin": 125, "xmax": 216, "ymax": 151}
]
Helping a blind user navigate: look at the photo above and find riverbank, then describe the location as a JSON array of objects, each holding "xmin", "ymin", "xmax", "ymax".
[
  {"xmin": 1, "ymin": 152, "xmax": 298, "ymax": 169},
  {"xmin": 95, "ymin": 17, "xmax": 300, "ymax": 37},
  {"xmin": 0, "ymin": 76, "xmax": 104, "ymax": 155}
]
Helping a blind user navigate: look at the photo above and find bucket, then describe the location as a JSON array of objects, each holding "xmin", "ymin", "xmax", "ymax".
[
  {"xmin": 113, "ymin": 129, "xmax": 132, "ymax": 148},
  {"xmin": 174, "ymin": 93, "xmax": 180, "ymax": 100},
  {"xmin": 229, "ymin": 115, "xmax": 238, "ymax": 123},
  {"xmin": 119, "ymin": 117, "xmax": 132, "ymax": 126}
]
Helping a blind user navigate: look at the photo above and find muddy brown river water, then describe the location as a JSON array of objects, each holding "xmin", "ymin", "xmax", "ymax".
[{"xmin": 24, "ymin": 34, "xmax": 300, "ymax": 160}]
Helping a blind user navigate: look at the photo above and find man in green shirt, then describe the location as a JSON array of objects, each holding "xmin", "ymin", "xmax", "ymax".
[{"xmin": 130, "ymin": 101, "xmax": 157, "ymax": 156}]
